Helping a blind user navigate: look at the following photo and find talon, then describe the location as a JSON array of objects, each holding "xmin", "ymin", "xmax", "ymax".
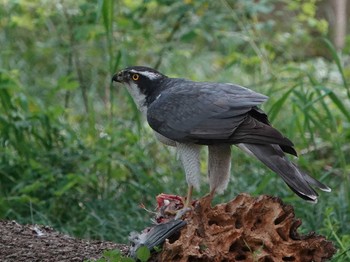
[
  {"xmin": 155, "ymin": 190, "xmax": 195, "ymax": 223},
  {"xmin": 174, "ymin": 207, "xmax": 192, "ymax": 220}
]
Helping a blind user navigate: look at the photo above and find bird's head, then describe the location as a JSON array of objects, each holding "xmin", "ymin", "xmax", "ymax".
[
  {"xmin": 112, "ymin": 66, "xmax": 166, "ymax": 93},
  {"xmin": 112, "ymin": 66, "xmax": 167, "ymax": 112}
]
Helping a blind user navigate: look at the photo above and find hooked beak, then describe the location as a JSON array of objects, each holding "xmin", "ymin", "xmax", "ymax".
[{"xmin": 111, "ymin": 71, "xmax": 124, "ymax": 83}]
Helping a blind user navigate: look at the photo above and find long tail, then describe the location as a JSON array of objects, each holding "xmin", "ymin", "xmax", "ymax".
[{"xmin": 237, "ymin": 143, "xmax": 331, "ymax": 203}]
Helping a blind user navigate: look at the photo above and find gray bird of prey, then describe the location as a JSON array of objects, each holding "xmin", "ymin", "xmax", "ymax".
[{"xmin": 112, "ymin": 66, "xmax": 331, "ymax": 205}]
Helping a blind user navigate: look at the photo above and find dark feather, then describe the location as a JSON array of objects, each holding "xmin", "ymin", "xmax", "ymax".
[
  {"xmin": 147, "ymin": 80, "xmax": 296, "ymax": 156},
  {"xmin": 147, "ymin": 79, "xmax": 268, "ymax": 143},
  {"xmin": 230, "ymin": 115, "xmax": 296, "ymax": 153},
  {"xmin": 240, "ymin": 143, "xmax": 329, "ymax": 202}
]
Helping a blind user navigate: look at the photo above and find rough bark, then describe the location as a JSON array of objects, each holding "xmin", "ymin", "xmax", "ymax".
[{"xmin": 155, "ymin": 194, "xmax": 336, "ymax": 262}]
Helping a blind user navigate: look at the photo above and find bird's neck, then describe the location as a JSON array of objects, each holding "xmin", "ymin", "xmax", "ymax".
[{"xmin": 144, "ymin": 78, "xmax": 169, "ymax": 106}]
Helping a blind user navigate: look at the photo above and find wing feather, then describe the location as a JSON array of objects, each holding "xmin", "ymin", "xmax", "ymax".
[{"xmin": 147, "ymin": 79, "xmax": 293, "ymax": 154}]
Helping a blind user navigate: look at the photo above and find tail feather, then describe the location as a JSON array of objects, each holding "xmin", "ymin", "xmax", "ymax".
[
  {"xmin": 238, "ymin": 143, "xmax": 330, "ymax": 202},
  {"xmin": 291, "ymin": 163, "xmax": 331, "ymax": 192}
]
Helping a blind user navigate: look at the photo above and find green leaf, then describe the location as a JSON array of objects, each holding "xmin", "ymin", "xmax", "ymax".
[
  {"xmin": 315, "ymin": 85, "xmax": 350, "ymax": 122},
  {"xmin": 322, "ymin": 38, "xmax": 349, "ymax": 97},
  {"xmin": 101, "ymin": 0, "xmax": 114, "ymax": 33},
  {"xmin": 268, "ymin": 84, "xmax": 297, "ymax": 122},
  {"xmin": 136, "ymin": 246, "xmax": 151, "ymax": 262}
]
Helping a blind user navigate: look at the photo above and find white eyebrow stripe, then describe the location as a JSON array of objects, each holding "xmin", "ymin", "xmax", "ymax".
[{"xmin": 129, "ymin": 69, "xmax": 161, "ymax": 80}]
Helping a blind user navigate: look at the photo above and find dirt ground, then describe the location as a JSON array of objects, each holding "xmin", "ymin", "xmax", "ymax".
[{"xmin": 0, "ymin": 220, "xmax": 129, "ymax": 261}]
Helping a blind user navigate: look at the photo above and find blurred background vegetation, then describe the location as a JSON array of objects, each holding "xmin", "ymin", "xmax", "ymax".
[{"xmin": 0, "ymin": 0, "xmax": 349, "ymax": 260}]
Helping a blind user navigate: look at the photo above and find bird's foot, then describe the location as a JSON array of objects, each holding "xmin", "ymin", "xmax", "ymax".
[
  {"xmin": 155, "ymin": 193, "xmax": 195, "ymax": 223},
  {"xmin": 174, "ymin": 206, "xmax": 192, "ymax": 220},
  {"xmin": 202, "ymin": 190, "xmax": 215, "ymax": 204}
]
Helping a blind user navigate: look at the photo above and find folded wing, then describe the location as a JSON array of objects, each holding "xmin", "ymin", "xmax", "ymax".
[{"xmin": 147, "ymin": 80, "xmax": 294, "ymax": 155}]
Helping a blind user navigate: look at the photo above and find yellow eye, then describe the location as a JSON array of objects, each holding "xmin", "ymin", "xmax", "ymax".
[{"xmin": 132, "ymin": 74, "xmax": 139, "ymax": 81}]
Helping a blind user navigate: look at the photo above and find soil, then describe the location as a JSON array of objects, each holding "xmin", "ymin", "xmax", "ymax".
[{"xmin": 0, "ymin": 220, "xmax": 129, "ymax": 261}]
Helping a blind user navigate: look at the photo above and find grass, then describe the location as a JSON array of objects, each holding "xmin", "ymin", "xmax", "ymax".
[
  {"xmin": 1, "ymin": 52, "xmax": 349, "ymax": 260},
  {"xmin": 0, "ymin": 1, "xmax": 349, "ymax": 260}
]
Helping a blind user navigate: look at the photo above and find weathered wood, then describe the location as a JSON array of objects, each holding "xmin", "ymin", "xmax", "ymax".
[{"xmin": 155, "ymin": 194, "xmax": 336, "ymax": 262}]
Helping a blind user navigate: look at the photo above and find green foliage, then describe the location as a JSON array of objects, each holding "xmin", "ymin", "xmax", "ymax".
[
  {"xmin": 86, "ymin": 249, "xmax": 134, "ymax": 262},
  {"xmin": 0, "ymin": 0, "xmax": 349, "ymax": 260},
  {"xmin": 136, "ymin": 246, "xmax": 151, "ymax": 262},
  {"xmin": 324, "ymin": 207, "xmax": 350, "ymax": 261}
]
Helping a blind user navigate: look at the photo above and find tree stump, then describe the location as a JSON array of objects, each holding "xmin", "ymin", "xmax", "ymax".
[{"xmin": 154, "ymin": 193, "xmax": 336, "ymax": 262}]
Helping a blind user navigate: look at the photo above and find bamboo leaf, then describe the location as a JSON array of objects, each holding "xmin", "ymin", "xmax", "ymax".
[
  {"xmin": 268, "ymin": 84, "xmax": 297, "ymax": 122},
  {"xmin": 322, "ymin": 38, "xmax": 350, "ymax": 98}
]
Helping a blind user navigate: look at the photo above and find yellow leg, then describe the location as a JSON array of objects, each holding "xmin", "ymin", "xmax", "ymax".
[
  {"xmin": 174, "ymin": 185, "xmax": 193, "ymax": 220},
  {"xmin": 209, "ymin": 188, "xmax": 216, "ymax": 202},
  {"xmin": 184, "ymin": 185, "xmax": 193, "ymax": 208}
]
